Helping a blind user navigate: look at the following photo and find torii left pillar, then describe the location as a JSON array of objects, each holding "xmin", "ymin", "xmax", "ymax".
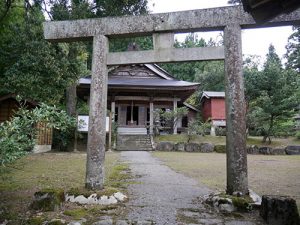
[{"xmin": 86, "ymin": 35, "xmax": 108, "ymax": 190}]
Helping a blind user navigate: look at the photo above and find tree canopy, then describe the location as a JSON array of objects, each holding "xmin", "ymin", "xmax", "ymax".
[
  {"xmin": 0, "ymin": 0, "xmax": 149, "ymax": 105},
  {"xmin": 245, "ymin": 44, "xmax": 299, "ymax": 142}
]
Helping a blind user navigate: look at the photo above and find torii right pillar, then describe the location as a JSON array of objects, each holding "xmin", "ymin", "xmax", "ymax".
[{"xmin": 224, "ymin": 23, "xmax": 248, "ymax": 195}]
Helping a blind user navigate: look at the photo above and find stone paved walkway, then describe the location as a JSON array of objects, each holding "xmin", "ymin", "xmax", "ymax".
[{"xmin": 120, "ymin": 151, "xmax": 265, "ymax": 225}]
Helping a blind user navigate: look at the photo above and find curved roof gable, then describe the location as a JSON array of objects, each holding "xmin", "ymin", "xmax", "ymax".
[{"xmin": 108, "ymin": 64, "xmax": 174, "ymax": 80}]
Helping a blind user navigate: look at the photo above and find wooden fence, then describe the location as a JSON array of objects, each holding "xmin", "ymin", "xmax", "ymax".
[{"xmin": 36, "ymin": 122, "xmax": 52, "ymax": 145}]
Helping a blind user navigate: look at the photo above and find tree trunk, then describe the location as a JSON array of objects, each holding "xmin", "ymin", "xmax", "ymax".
[
  {"xmin": 263, "ymin": 115, "xmax": 274, "ymax": 144},
  {"xmin": 66, "ymin": 83, "xmax": 77, "ymax": 117},
  {"xmin": 66, "ymin": 82, "xmax": 77, "ymax": 152}
]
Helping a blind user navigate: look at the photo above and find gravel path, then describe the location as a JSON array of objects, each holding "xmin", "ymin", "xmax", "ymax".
[{"xmin": 121, "ymin": 151, "xmax": 265, "ymax": 225}]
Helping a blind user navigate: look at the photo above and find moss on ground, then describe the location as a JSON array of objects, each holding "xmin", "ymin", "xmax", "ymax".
[
  {"xmin": 232, "ymin": 196, "xmax": 253, "ymax": 212},
  {"xmin": 63, "ymin": 208, "xmax": 88, "ymax": 220},
  {"xmin": 26, "ymin": 216, "xmax": 45, "ymax": 225},
  {"xmin": 177, "ymin": 213, "xmax": 199, "ymax": 224},
  {"xmin": 106, "ymin": 163, "xmax": 131, "ymax": 189},
  {"xmin": 0, "ymin": 152, "xmax": 122, "ymax": 224}
]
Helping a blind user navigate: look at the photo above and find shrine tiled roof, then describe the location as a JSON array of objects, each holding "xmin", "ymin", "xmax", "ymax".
[{"xmin": 79, "ymin": 77, "xmax": 199, "ymax": 88}]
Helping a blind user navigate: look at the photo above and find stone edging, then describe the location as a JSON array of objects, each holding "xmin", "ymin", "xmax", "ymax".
[{"xmin": 155, "ymin": 142, "xmax": 300, "ymax": 155}]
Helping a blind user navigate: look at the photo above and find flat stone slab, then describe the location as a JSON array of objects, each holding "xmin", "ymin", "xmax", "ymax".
[{"xmin": 285, "ymin": 145, "xmax": 300, "ymax": 155}]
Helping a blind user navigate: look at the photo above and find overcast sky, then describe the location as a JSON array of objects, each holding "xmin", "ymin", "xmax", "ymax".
[{"xmin": 148, "ymin": 0, "xmax": 293, "ymax": 62}]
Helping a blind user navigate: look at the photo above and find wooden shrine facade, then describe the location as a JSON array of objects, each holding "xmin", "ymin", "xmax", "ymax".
[{"xmin": 77, "ymin": 64, "xmax": 199, "ymax": 134}]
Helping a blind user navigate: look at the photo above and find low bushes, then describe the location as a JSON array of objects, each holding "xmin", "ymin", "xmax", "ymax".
[{"xmin": 0, "ymin": 103, "xmax": 75, "ymax": 165}]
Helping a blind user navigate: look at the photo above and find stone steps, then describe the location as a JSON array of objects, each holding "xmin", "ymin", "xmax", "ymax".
[{"xmin": 117, "ymin": 135, "xmax": 153, "ymax": 151}]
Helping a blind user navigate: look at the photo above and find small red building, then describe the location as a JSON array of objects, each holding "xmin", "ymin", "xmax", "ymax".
[{"xmin": 200, "ymin": 91, "xmax": 226, "ymax": 135}]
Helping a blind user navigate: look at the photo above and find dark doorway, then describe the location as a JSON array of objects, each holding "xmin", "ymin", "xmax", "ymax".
[
  {"xmin": 126, "ymin": 106, "xmax": 139, "ymax": 125},
  {"xmin": 115, "ymin": 107, "xmax": 118, "ymax": 122}
]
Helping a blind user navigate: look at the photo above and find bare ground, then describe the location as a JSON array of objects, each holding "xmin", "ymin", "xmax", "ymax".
[{"xmin": 152, "ymin": 152, "xmax": 300, "ymax": 211}]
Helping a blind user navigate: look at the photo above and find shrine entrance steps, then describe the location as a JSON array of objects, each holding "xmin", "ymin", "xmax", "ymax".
[{"xmin": 117, "ymin": 134, "xmax": 153, "ymax": 151}]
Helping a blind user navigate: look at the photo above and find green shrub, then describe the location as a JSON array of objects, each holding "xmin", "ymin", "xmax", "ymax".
[
  {"xmin": 0, "ymin": 108, "xmax": 35, "ymax": 165},
  {"xmin": 296, "ymin": 131, "xmax": 300, "ymax": 139},
  {"xmin": 216, "ymin": 127, "xmax": 226, "ymax": 136},
  {"xmin": 0, "ymin": 103, "xmax": 75, "ymax": 165},
  {"xmin": 214, "ymin": 145, "xmax": 226, "ymax": 153},
  {"xmin": 52, "ymin": 127, "xmax": 75, "ymax": 151}
]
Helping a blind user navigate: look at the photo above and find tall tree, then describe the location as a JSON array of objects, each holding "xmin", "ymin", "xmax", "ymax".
[
  {"xmin": 246, "ymin": 44, "xmax": 299, "ymax": 142},
  {"xmin": 286, "ymin": 26, "xmax": 300, "ymax": 72}
]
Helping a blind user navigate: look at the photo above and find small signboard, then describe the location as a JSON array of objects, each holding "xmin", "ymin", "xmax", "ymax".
[{"xmin": 78, "ymin": 115, "xmax": 109, "ymax": 132}]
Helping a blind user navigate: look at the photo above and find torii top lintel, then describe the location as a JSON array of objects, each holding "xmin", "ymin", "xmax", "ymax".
[{"xmin": 43, "ymin": 5, "xmax": 300, "ymax": 42}]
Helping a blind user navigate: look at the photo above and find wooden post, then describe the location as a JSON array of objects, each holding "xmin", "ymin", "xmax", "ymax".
[
  {"xmin": 86, "ymin": 35, "xmax": 108, "ymax": 190},
  {"xmin": 173, "ymin": 98, "xmax": 178, "ymax": 134},
  {"xmin": 108, "ymin": 111, "xmax": 112, "ymax": 151},
  {"xmin": 74, "ymin": 113, "xmax": 78, "ymax": 152},
  {"xmin": 149, "ymin": 101, "xmax": 154, "ymax": 135},
  {"xmin": 111, "ymin": 101, "xmax": 115, "ymax": 122}
]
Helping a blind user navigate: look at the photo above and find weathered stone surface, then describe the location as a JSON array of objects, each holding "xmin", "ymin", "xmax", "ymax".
[
  {"xmin": 249, "ymin": 189, "xmax": 261, "ymax": 207},
  {"xmin": 48, "ymin": 219, "xmax": 66, "ymax": 225},
  {"xmin": 225, "ymin": 221, "xmax": 256, "ymax": 225},
  {"xmin": 73, "ymin": 195, "xmax": 88, "ymax": 204},
  {"xmin": 204, "ymin": 193, "xmax": 236, "ymax": 213},
  {"xmin": 65, "ymin": 192, "xmax": 126, "ymax": 205},
  {"xmin": 260, "ymin": 195, "xmax": 300, "ymax": 225},
  {"xmin": 136, "ymin": 221, "xmax": 153, "ymax": 225},
  {"xmin": 114, "ymin": 192, "xmax": 127, "ymax": 202},
  {"xmin": 68, "ymin": 221, "xmax": 82, "ymax": 225},
  {"xmin": 85, "ymin": 35, "xmax": 108, "ymax": 190},
  {"xmin": 44, "ymin": 6, "xmax": 300, "ymax": 41},
  {"xmin": 259, "ymin": 147, "xmax": 273, "ymax": 155},
  {"xmin": 115, "ymin": 220, "xmax": 129, "ymax": 225},
  {"xmin": 219, "ymin": 203, "xmax": 235, "ymax": 213},
  {"xmin": 155, "ymin": 141, "xmax": 174, "ymax": 151},
  {"xmin": 185, "ymin": 143, "xmax": 201, "ymax": 152},
  {"xmin": 214, "ymin": 145, "xmax": 226, "ymax": 153},
  {"xmin": 107, "ymin": 46, "xmax": 224, "ymax": 65},
  {"xmin": 200, "ymin": 143, "xmax": 214, "ymax": 153},
  {"xmin": 272, "ymin": 147, "xmax": 285, "ymax": 155},
  {"xmin": 98, "ymin": 196, "xmax": 118, "ymax": 205},
  {"xmin": 285, "ymin": 145, "xmax": 300, "ymax": 155},
  {"xmin": 247, "ymin": 145, "xmax": 259, "ymax": 154},
  {"xmin": 224, "ymin": 24, "xmax": 248, "ymax": 195},
  {"xmin": 92, "ymin": 219, "xmax": 113, "ymax": 225},
  {"xmin": 174, "ymin": 142, "xmax": 185, "ymax": 152},
  {"xmin": 117, "ymin": 135, "xmax": 152, "ymax": 151},
  {"xmin": 30, "ymin": 189, "xmax": 64, "ymax": 211}
]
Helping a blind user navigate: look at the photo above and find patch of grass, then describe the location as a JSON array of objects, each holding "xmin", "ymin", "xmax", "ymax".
[
  {"xmin": 26, "ymin": 216, "xmax": 45, "ymax": 225},
  {"xmin": 106, "ymin": 163, "xmax": 131, "ymax": 189},
  {"xmin": 246, "ymin": 137, "xmax": 282, "ymax": 147},
  {"xmin": 153, "ymin": 152, "xmax": 300, "ymax": 213},
  {"xmin": 155, "ymin": 134, "xmax": 300, "ymax": 147},
  {"xmin": 0, "ymin": 152, "xmax": 121, "ymax": 224},
  {"xmin": 232, "ymin": 197, "xmax": 253, "ymax": 212},
  {"xmin": 155, "ymin": 134, "xmax": 225, "ymax": 145},
  {"xmin": 177, "ymin": 212, "xmax": 199, "ymax": 224},
  {"xmin": 63, "ymin": 208, "xmax": 88, "ymax": 220}
]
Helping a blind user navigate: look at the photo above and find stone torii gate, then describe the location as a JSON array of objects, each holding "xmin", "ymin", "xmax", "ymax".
[{"xmin": 44, "ymin": 5, "xmax": 300, "ymax": 193}]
